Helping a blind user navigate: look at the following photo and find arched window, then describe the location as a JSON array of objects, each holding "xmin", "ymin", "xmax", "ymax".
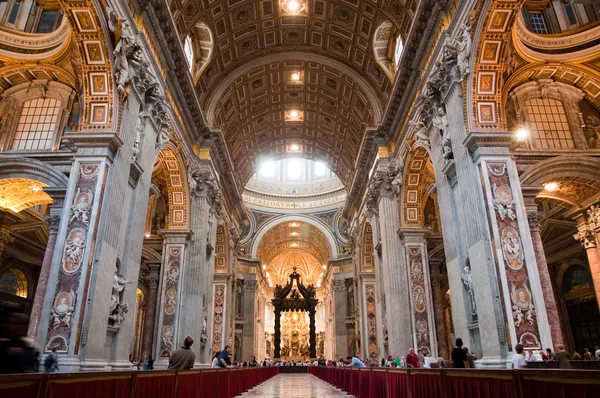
[
  {"xmin": 12, "ymin": 98, "xmax": 62, "ymax": 151},
  {"xmin": 184, "ymin": 35, "xmax": 193, "ymax": 70},
  {"xmin": 525, "ymin": 98, "xmax": 574, "ymax": 150},
  {"xmin": 0, "ymin": 268, "xmax": 28, "ymax": 298},
  {"xmin": 394, "ymin": 36, "xmax": 404, "ymax": 67}
]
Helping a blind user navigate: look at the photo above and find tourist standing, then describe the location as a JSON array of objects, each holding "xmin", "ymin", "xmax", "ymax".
[
  {"xmin": 218, "ymin": 345, "xmax": 233, "ymax": 368},
  {"xmin": 595, "ymin": 346, "xmax": 600, "ymax": 360},
  {"xmin": 452, "ymin": 338, "xmax": 468, "ymax": 368},
  {"xmin": 583, "ymin": 348, "xmax": 593, "ymax": 360},
  {"xmin": 512, "ymin": 344, "xmax": 526, "ymax": 369},
  {"xmin": 167, "ymin": 336, "xmax": 195, "ymax": 370},
  {"xmin": 405, "ymin": 348, "xmax": 420, "ymax": 368},
  {"xmin": 44, "ymin": 348, "xmax": 59, "ymax": 373},
  {"xmin": 555, "ymin": 345, "xmax": 572, "ymax": 369}
]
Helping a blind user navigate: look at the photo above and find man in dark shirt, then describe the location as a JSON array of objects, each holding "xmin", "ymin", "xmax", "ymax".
[
  {"xmin": 167, "ymin": 336, "xmax": 195, "ymax": 370},
  {"xmin": 452, "ymin": 338, "xmax": 468, "ymax": 368},
  {"xmin": 218, "ymin": 345, "xmax": 232, "ymax": 368}
]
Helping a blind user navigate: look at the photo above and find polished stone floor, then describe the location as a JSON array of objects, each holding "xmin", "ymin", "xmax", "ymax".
[{"xmin": 239, "ymin": 374, "xmax": 353, "ymax": 398}]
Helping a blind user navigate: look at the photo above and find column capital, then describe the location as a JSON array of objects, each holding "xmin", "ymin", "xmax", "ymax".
[
  {"xmin": 397, "ymin": 227, "xmax": 430, "ymax": 242},
  {"xmin": 366, "ymin": 160, "xmax": 403, "ymax": 208},
  {"xmin": 159, "ymin": 229, "xmax": 192, "ymax": 244},
  {"xmin": 527, "ymin": 211, "xmax": 544, "ymax": 232},
  {"xmin": 574, "ymin": 225, "xmax": 597, "ymax": 249},
  {"xmin": 332, "ymin": 279, "xmax": 346, "ymax": 291}
]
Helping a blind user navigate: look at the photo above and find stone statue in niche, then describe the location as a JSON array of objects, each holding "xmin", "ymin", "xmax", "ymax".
[
  {"xmin": 106, "ymin": 6, "xmax": 143, "ymax": 99},
  {"xmin": 441, "ymin": 136, "xmax": 453, "ymax": 162},
  {"xmin": 454, "ymin": 23, "xmax": 472, "ymax": 80},
  {"xmin": 109, "ymin": 264, "xmax": 131, "ymax": 328},
  {"xmin": 460, "ymin": 265, "xmax": 477, "ymax": 321},
  {"xmin": 131, "ymin": 116, "xmax": 144, "ymax": 162},
  {"xmin": 411, "ymin": 120, "xmax": 430, "ymax": 148},
  {"xmin": 432, "ymin": 105, "xmax": 449, "ymax": 134},
  {"xmin": 152, "ymin": 194, "xmax": 167, "ymax": 233},
  {"xmin": 201, "ymin": 294, "xmax": 208, "ymax": 347}
]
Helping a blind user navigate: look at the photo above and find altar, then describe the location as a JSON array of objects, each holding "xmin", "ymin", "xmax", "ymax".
[{"xmin": 279, "ymin": 311, "xmax": 310, "ymax": 361}]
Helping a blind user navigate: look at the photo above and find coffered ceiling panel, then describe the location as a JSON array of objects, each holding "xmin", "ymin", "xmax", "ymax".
[{"xmin": 257, "ymin": 221, "xmax": 332, "ymax": 265}]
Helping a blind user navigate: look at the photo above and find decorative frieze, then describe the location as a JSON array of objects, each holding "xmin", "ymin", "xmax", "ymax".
[
  {"xmin": 46, "ymin": 163, "xmax": 101, "ymax": 353},
  {"xmin": 484, "ymin": 162, "xmax": 542, "ymax": 349},
  {"xmin": 364, "ymin": 282, "xmax": 378, "ymax": 358},
  {"xmin": 211, "ymin": 283, "xmax": 227, "ymax": 353},
  {"xmin": 158, "ymin": 245, "xmax": 184, "ymax": 358}
]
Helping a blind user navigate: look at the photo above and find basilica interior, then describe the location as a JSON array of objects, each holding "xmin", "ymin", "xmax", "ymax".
[{"xmin": 0, "ymin": 0, "xmax": 599, "ymax": 372}]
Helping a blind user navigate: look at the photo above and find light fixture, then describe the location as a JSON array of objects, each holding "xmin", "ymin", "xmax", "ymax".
[
  {"xmin": 290, "ymin": 110, "xmax": 299, "ymax": 119},
  {"xmin": 291, "ymin": 243, "xmax": 298, "ymax": 247},
  {"xmin": 289, "ymin": 222, "xmax": 299, "ymax": 227},
  {"xmin": 287, "ymin": 0, "xmax": 300, "ymax": 12},
  {"xmin": 290, "ymin": 72, "xmax": 300, "ymax": 81},
  {"xmin": 544, "ymin": 182, "xmax": 559, "ymax": 192},
  {"xmin": 266, "ymin": 271, "xmax": 270, "ymax": 277},
  {"xmin": 290, "ymin": 144, "xmax": 300, "ymax": 151},
  {"xmin": 269, "ymin": 283, "xmax": 273, "ymax": 287},
  {"xmin": 145, "ymin": 233, "xmax": 150, "ymax": 238},
  {"xmin": 289, "ymin": 232, "xmax": 300, "ymax": 237},
  {"xmin": 262, "ymin": 264, "xmax": 267, "ymax": 270},
  {"xmin": 322, "ymin": 265, "xmax": 327, "ymax": 270},
  {"xmin": 515, "ymin": 127, "xmax": 529, "ymax": 142}
]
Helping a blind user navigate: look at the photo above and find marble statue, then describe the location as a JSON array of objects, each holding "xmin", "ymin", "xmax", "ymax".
[
  {"xmin": 70, "ymin": 189, "xmax": 91, "ymax": 225},
  {"xmin": 460, "ymin": 265, "xmax": 477, "ymax": 318},
  {"xmin": 51, "ymin": 297, "xmax": 74, "ymax": 330},
  {"xmin": 455, "ymin": 23, "xmax": 472, "ymax": 79},
  {"xmin": 65, "ymin": 237, "xmax": 85, "ymax": 263},
  {"xmin": 109, "ymin": 267, "xmax": 131, "ymax": 328}
]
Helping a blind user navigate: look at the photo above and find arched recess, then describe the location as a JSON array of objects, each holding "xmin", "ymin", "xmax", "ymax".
[
  {"xmin": 249, "ymin": 214, "xmax": 339, "ymax": 260},
  {"xmin": 0, "ymin": 157, "xmax": 69, "ymax": 188},
  {"xmin": 469, "ymin": 0, "xmax": 525, "ymax": 131},
  {"xmin": 56, "ymin": 0, "xmax": 116, "ymax": 132},
  {"xmin": 155, "ymin": 145, "xmax": 189, "ymax": 229},
  {"xmin": 372, "ymin": 21, "xmax": 402, "ymax": 82},
  {"xmin": 360, "ymin": 222, "xmax": 374, "ymax": 272},
  {"xmin": 188, "ymin": 22, "xmax": 214, "ymax": 84},
  {"xmin": 401, "ymin": 147, "xmax": 436, "ymax": 227},
  {"xmin": 503, "ymin": 63, "xmax": 600, "ymax": 112},
  {"xmin": 519, "ymin": 156, "xmax": 600, "ymax": 207}
]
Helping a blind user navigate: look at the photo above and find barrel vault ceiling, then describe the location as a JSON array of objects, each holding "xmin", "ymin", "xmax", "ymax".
[{"xmin": 165, "ymin": 0, "xmax": 423, "ymax": 187}]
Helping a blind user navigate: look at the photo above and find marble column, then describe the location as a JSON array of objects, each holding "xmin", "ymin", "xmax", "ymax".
[
  {"xmin": 430, "ymin": 260, "xmax": 449, "ymax": 360},
  {"xmin": 27, "ymin": 198, "xmax": 64, "ymax": 339},
  {"xmin": 574, "ymin": 216, "xmax": 600, "ymax": 310},
  {"xmin": 332, "ymin": 278, "xmax": 348, "ymax": 359},
  {"xmin": 141, "ymin": 262, "xmax": 160, "ymax": 361},
  {"xmin": 242, "ymin": 279, "xmax": 257, "ymax": 361},
  {"xmin": 399, "ymin": 229, "xmax": 437, "ymax": 358},
  {"xmin": 367, "ymin": 158, "xmax": 411, "ymax": 356},
  {"xmin": 525, "ymin": 203, "xmax": 563, "ymax": 348},
  {"xmin": 154, "ymin": 229, "xmax": 191, "ymax": 368}
]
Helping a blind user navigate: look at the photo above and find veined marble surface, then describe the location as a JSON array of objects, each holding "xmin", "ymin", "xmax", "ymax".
[{"xmin": 239, "ymin": 374, "xmax": 353, "ymax": 398}]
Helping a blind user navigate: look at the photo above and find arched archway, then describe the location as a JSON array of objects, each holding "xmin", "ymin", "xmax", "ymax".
[
  {"xmin": 401, "ymin": 147, "xmax": 436, "ymax": 227},
  {"xmin": 155, "ymin": 146, "xmax": 190, "ymax": 230}
]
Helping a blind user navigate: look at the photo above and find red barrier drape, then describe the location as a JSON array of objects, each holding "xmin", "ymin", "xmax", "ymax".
[
  {"xmin": 48, "ymin": 377, "xmax": 132, "ymax": 398},
  {"xmin": 370, "ymin": 370, "xmax": 387, "ymax": 398},
  {"xmin": 200, "ymin": 370, "xmax": 219, "ymax": 398},
  {"xmin": 359, "ymin": 370, "xmax": 371, "ymax": 398},
  {"xmin": 387, "ymin": 371, "xmax": 409, "ymax": 398},
  {"xmin": 521, "ymin": 379, "xmax": 597, "ymax": 398},
  {"xmin": 176, "ymin": 372, "xmax": 202, "ymax": 398},
  {"xmin": 446, "ymin": 375, "xmax": 514, "ymax": 398},
  {"xmin": 135, "ymin": 374, "xmax": 176, "ymax": 398},
  {"xmin": 0, "ymin": 380, "xmax": 40, "ymax": 398},
  {"xmin": 410, "ymin": 373, "xmax": 443, "ymax": 398}
]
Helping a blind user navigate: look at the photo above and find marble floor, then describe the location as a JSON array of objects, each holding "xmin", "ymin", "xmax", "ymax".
[{"xmin": 239, "ymin": 374, "xmax": 353, "ymax": 398}]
